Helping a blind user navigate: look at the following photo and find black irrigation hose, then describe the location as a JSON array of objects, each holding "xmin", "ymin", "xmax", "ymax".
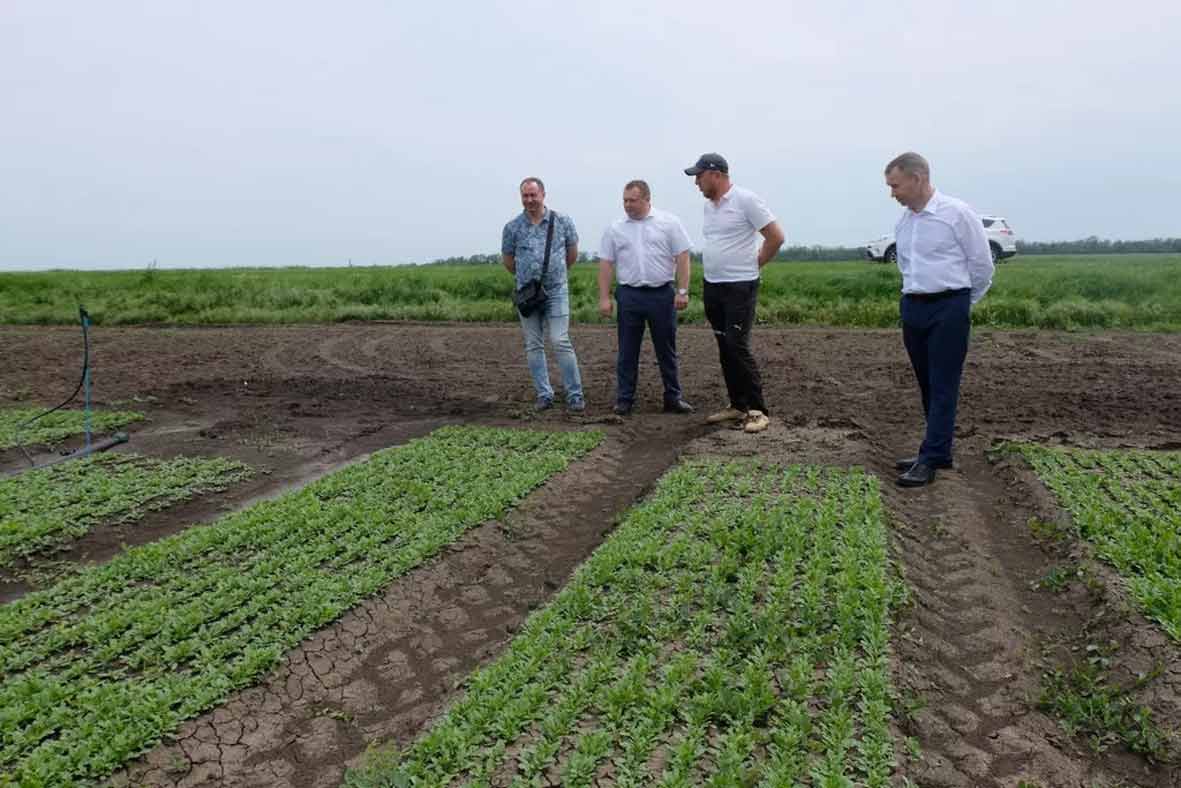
[{"xmin": 15, "ymin": 306, "xmax": 91, "ymax": 467}]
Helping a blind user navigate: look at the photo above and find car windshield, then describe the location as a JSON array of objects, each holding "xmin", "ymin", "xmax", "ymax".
[{"xmin": 982, "ymin": 218, "xmax": 995, "ymax": 227}]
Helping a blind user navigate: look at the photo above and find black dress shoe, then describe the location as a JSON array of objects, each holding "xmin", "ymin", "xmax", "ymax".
[
  {"xmin": 613, "ymin": 403, "xmax": 633, "ymax": 416},
  {"xmin": 662, "ymin": 399, "xmax": 694, "ymax": 414},
  {"xmin": 894, "ymin": 456, "xmax": 954, "ymax": 471},
  {"xmin": 896, "ymin": 462, "xmax": 937, "ymax": 487}
]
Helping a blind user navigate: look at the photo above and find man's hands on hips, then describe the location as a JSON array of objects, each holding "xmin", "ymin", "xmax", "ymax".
[{"xmin": 599, "ymin": 297, "xmax": 613, "ymax": 318}]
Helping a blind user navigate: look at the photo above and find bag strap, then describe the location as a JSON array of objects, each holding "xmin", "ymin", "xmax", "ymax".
[{"xmin": 540, "ymin": 210, "xmax": 557, "ymax": 281}]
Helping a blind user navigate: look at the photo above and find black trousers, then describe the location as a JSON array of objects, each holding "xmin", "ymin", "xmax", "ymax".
[
  {"xmin": 615, "ymin": 283, "xmax": 682, "ymax": 405},
  {"xmin": 703, "ymin": 279, "xmax": 767, "ymax": 414},
  {"xmin": 901, "ymin": 289, "xmax": 971, "ymax": 464}
]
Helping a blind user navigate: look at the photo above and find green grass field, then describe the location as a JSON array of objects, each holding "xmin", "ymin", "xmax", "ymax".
[{"xmin": 2, "ymin": 255, "xmax": 1180, "ymax": 330}]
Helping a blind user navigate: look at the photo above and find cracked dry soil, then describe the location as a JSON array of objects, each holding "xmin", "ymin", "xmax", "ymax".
[{"xmin": 1, "ymin": 322, "xmax": 1179, "ymax": 787}]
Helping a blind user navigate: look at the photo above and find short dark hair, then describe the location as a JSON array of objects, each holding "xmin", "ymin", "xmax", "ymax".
[
  {"xmin": 885, "ymin": 152, "xmax": 929, "ymax": 179},
  {"xmin": 623, "ymin": 180, "xmax": 650, "ymax": 200},
  {"xmin": 519, "ymin": 177, "xmax": 545, "ymax": 193}
]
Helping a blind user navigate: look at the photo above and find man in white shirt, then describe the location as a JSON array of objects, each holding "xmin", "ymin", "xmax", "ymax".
[
  {"xmin": 684, "ymin": 153, "xmax": 785, "ymax": 434},
  {"xmin": 884, "ymin": 151, "xmax": 995, "ymax": 487},
  {"xmin": 598, "ymin": 180, "xmax": 694, "ymax": 416}
]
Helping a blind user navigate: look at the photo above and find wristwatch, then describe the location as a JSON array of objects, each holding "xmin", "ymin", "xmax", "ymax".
[{"xmin": 676, "ymin": 288, "xmax": 689, "ymax": 296}]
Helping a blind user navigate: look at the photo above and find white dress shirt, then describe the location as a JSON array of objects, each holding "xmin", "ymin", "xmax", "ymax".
[
  {"xmin": 895, "ymin": 189, "xmax": 994, "ymax": 304},
  {"xmin": 599, "ymin": 208, "xmax": 692, "ymax": 287},
  {"xmin": 702, "ymin": 185, "xmax": 776, "ymax": 283}
]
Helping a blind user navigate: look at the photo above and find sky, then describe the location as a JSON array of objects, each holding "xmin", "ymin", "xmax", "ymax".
[{"xmin": 2, "ymin": 0, "xmax": 1179, "ymax": 271}]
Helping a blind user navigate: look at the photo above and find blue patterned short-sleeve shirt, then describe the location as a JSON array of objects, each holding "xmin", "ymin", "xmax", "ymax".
[{"xmin": 501, "ymin": 208, "xmax": 578, "ymax": 291}]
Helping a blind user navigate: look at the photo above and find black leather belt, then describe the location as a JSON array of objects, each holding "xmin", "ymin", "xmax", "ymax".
[{"xmin": 905, "ymin": 288, "xmax": 969, "ymax": 302}]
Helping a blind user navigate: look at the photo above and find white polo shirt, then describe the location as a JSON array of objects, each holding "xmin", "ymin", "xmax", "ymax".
[
  {"xmin": 599, "ymin": 208, "xmax": 692, "ymax": 287},
  {"xmin": 701, "ymin": 185, "xmax": 776, "ymax": 283},
  {"xmin": 895, "ymin": 189, "xmax": 995, "ymax": 304}
]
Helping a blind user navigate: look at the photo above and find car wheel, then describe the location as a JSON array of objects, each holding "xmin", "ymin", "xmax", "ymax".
[
  {"xmin": 885, "ymin": 245, "xmax": 897, "ymax": 265},
  {"xmin": 990, "ymin": 243, "xmax": 1001, "ymax": 264}
]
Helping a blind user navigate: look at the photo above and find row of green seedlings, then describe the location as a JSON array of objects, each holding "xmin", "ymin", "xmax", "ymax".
[
  {"xmin": 0, "ymin": 453, "xmax": 252, "ymax": 568},
  {"xmin": 1012, "ymin": 443, "xmax": 1181, "ymax": 761},
  {"xmin": 0, "ymin": 426, "xmax": 602, "ymax": 787},
  {"xmin": 1010, "ymin": 444, "xmax": 1181, "ymax": 641},
  {"xmin": 0, "ymin": 408, "xmax": 143, "ymax": 450},
  {"xmin": 346, "ymin": 458, "xmax": 905, "ymax": 788},
  {"xmin": 1037, "ymin": 640, "xmax": 1172, "ymax": 760}
]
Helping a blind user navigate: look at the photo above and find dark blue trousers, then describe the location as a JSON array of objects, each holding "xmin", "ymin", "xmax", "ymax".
[
  {"xmin": 615, "ymin": 283, "xmax": 682, "ymax": 406},
  {"xmin": 901, "ymin": 289, "xmax": 971, "ymax": 465}
]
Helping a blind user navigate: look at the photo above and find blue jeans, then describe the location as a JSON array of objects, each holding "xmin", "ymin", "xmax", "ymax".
[
  {"xmin": 518, "ymin": 287, "xmax": 583, "ymax": 403},
  {"xmin": 901, "ymin": 289, "xmax": 971, "ymax": 464}
]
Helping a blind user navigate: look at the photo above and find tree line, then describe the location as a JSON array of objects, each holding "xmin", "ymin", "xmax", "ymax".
[
  {"xmin": 427, "ymin": 248, "xmax": 866, "ymax": 265},
  {"xmin": 1014, "ymin": 237, "xmax": 1181, "ymax": 255},
  {"xmin": 427, "ymin": 238, "xmax": 1181, "ymax": 266}
]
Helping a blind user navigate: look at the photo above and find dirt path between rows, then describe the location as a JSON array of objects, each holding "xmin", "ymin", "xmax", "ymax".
[{"xmin": 2, "ymin": 322, "xmax": 1179, "ymax": 787}]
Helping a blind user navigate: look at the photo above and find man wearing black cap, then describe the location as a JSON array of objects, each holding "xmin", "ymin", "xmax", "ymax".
[{"xmin": 685, "ymin": 153, "xmax": 784, "ymax": 433}]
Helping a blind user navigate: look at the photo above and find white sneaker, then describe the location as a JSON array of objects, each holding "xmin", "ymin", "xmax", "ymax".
[
  {"xmin": 706, "ymin": 406, "xmax": 747, "ymax": 424},
  {"xmin": 743, "ymin": 410, "xmax": 770, "ymax": 433}
]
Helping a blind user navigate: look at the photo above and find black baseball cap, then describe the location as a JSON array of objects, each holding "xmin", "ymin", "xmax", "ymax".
[{"xmin": 684, "ymin": 153, "xmax": 728, "ymax": 175}]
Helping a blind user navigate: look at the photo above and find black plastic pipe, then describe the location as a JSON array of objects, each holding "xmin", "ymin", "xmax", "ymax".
[{"xmin": 1, "ymin": 432, "xmax": 129, "ymax": 479}]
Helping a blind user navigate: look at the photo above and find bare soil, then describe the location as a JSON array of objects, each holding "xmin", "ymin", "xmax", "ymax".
[{"xmin": 1, "ymin": 322, "xmax": 1179, "ymax": 787}]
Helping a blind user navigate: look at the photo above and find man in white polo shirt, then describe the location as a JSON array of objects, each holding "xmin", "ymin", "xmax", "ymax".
[
  {"xmin": 685, "ymin": 153, "xmax": 785, "ymax": 434},
  {"xmin": 884, "ymin": 151, "xmax": 994, "ymax": 487},
  {"xmin": 598, "ymin": 179, "xmax": 694, "ymax": 416}
]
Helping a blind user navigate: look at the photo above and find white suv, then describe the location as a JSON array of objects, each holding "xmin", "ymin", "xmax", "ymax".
[{"xmin": 865, "ymin": 215, "xmax": 1018, "ymax": 264}]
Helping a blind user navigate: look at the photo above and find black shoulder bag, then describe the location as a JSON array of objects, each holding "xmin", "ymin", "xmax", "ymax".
[{"xmin": 513, "ymin": 212, "xmax": 556, "ymax": 317}]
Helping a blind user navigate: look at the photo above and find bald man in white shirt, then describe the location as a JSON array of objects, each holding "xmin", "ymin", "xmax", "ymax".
[
  {"xmin": 885, "ymin": 151, "xmax": 995, "ymax": 487},
  {"xmin": 598, "ymin": 180, "xmax": 694, "ymax": 416}
]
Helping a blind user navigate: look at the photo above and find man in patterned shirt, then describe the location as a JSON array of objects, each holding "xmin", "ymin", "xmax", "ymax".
[{"xmin": 501, "ymin": 177, "xmax": 586, "ymax": 412}]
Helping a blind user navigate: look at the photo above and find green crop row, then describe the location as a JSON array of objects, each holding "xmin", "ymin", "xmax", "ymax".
[
  {"xmin": 0, "ymin": 426, "xmax": 601, "ymax": 787},
  {"xmin": 0, "ymin": 408, "xmax": 144, "ymax": 449},
  {"xmin": 347, "ymin": 459, "xmax": 905, "ymax": 788},
  {"xmin": 0, "ymin": 452, "xmax": 251, "ymax": 568},
  {"xmin": 1012, "ymin": 444, "xmax": 1181, "ymax": 640}
]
